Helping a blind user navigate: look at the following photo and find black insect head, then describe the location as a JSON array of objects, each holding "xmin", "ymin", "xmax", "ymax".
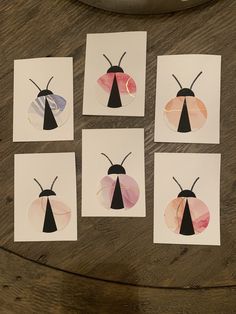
[
  {"xmin": 172, "ymin": 71, "xmax": 203, "ymax": 97},
  {"xmin": 103, "ymin": 52, "xmax": 126, "ymax": 73},
  {"xmin": 33, "ymin": 176, "xmax": 58, "ymax": 197},
  {"xmin": 173, "ymin": 177, "xmax": 200, "ymax": 198},
  {"xmin": 101, "ymin": 152, "xmax": 132, "ymax": 175},
  {"xmin": 29, "ymin": 76, "xmax": 54, "ymax": 97}
]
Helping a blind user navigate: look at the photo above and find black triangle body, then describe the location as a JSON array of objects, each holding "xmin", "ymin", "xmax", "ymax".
[
  {"xmin": 111, "ymin": 176, "xmax": 124, "ymax": 209},
  {"xmin": 107, "ymin": 74, "xmax": 122, "ymax": 108},
  {"xmin": 177, "ymin": 98, "xmax": 191, "ymax": 132},
  {"xmin": 179, "ymin": 199, "xmax": 195, "ymax": 235},
  {"xmin": 43, "ymin": 97, "xmax": 58, "ymax": 130},
  {"xmin": 43, "ymin": 197, "xmax": 57, "ymax": 233}
]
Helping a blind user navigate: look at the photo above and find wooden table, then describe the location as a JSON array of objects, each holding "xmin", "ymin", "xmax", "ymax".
[{"xmin": 1, "ymin": 0, "xmax": 236, "ymax": 313}]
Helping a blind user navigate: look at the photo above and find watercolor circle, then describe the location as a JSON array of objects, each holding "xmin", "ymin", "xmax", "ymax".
[
  {"xmin": 96, "ymin": 72, "xmax": 136, "ymax": 108},
  {"xmin": 164, "ymin": 96, "xmax": 207, "ymax": 132},
  {"xmin": 97, "ymin": 174, "xmax": 140, "ymax": 210},
  {"xmin": 28, "ymin": 94, "xmax": 70, "ymax": 130},
  {"xmin": 164, "ymin": 197, "xmax": 210, "ymax": 235},
  {"xmin": 28, "ymin": 196, "xmax": 71, "ymax": 233}
]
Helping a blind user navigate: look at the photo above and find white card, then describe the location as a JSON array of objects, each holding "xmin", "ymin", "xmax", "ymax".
[
  {"xmin": 14, "ymin": 153, "xmax": 77, "ymax": 241},
  {"xmin": 13, "ymin": 57, "xmax": 74, "ymax": 142},
  {"xmin": 82, "ymin": 129, "xmax": 146, "ymax": 217},
  {"xmin": 83, "ymin": 32, "xmax": 147, "ymax": 116},
  {"xmin": 154, "ymin": 153, "xmax": 221, "ymax": 245},
  {"xmin": 154, "ymin": 55, "xmax": 221, "ymax": 143}
]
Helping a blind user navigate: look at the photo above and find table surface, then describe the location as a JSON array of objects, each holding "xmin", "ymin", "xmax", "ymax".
[{"xmin": 1, "ymin": 0, "xmax": 236, "ymax": 313}]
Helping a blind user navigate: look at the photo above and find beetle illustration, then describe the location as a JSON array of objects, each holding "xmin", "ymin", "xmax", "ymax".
[
  {"xmin": 28, "ymin": 176, "xmax": 71, "ymax": 233},
  {"xmin": 164, "ymin": 177, "xmax": 210, "ymax": 235},
  {"xmin": 164, "ymin": 71, "xmax": 207, "ymax": 133},
  {"xmin": 97, "ymin": 152, "xmax": 139, "ymax": 210},
  {"xmin": 97, "ymin": 52, "xmax": 136, "ymax": 108},
  {"xmin": 28, "ymin": 76, "xmax": 69, "ymax": 130}
]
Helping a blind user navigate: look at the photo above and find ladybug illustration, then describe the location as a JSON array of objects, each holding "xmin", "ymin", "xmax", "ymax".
[
  {"xmin": 97, "ymin": 52, "xmax": 136, "ymax": 108},
  {"xmin": 164, "ymin": 71, "xmax": 207, "ymax": 133},
  {"xmin": 28, "ymin": 176, "xmax": 71, "ymax": 233},
  {"xmin": 97, "ymin": 152, "xmax": 139, "ymax": 210},
  {"xmin": 164, "ymin": 177, "xmax": 210, "ymax": 235},
  {"xmin": 28, "ymin": 76, "xmax": 69, "ymax": 130}
]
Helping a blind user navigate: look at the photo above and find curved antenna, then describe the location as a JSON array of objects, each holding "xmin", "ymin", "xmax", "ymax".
[
  {"xmin": 50, "ymin": 176, "xmax": 58, "ymax": 190},
  {"xmin": 101, "ymin": 153, "xmax": 113, "ymax": 165},
  {"xmin": 33, "ymin": 178, "xmax": 43, "ymax": 191},
  {"xmin": 46, "ymin": 76, "xmax": 54, "ymax": 89},
  {"xmin": 121, "ymin": 152, "xmax": 132, "ymax": 166},
  {"xmin": 173, "ymin": 177, "xmax": 183, "ymax": 191},
  {"xmin": 103, "ymin": 54, "xmax": 112, "ymax": 67},
  {"xmin": 190, "ymin": 71, "xmax": 203, "ymax": 90},
  {"xmin": 172, "ymin": 74, "xmax": 182, "ymax": 89},
  {"xmin": 29, "ymin": 79, "xmax": 41, "ymax": 91},
  {"xmin": 191, "ymin": 177, "xmax": 200, "ymax": 191},
  {"xmin": 118, "ymin": 52, "xmax": 126, "ymax": 67}
]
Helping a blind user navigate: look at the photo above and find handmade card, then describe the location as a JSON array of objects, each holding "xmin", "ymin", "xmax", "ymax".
[
  {"xmin": 83, "ymin": 32, "xmax": 147, "ymax": 116},
  {"xmin": 154, "ymin": 55, "xmax": 221, "ymax": 144},
  {"xmin": 14, "ymin": 153, "xmax": 77, "ymax": 241},
  {"xmin": 154, "ymin": 153, "xmax": 221, "ymax": 245},
  {"xmin": 13, "ymin": 57, "xmax": 73, "ymax": 142},
  {"xmin": 82, "ymin": 129, "xmax": 146, "ymax": 217}
]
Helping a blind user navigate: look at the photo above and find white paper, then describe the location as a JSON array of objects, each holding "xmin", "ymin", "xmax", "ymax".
[
  {"xmin": 154, "ymin": 153, "xmax": 221, "ymax": 245},
  {"xmin": 13, "ymin": 57, "xmax": 74, "ymax": 142},
  {"xmin": 14, "ymin": 153, "xmax": 77, "ymax": 241},
  {"xmin": 83, "ymin": 32, "xmax": 147, "ymax": 116},
  {"xmin": 154, "ymin": 55, "xmax": 221, "ymax": 143},
  {"xmin": 82, "ymin": 129, "xmax": 146, "ymax": 217}
]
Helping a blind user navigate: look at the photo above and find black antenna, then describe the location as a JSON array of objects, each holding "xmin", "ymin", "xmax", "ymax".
[
  {"xmin": 34, "ymin": 178, "xmax": 43, "ymax": 191},
  {"xmin": 173, "ymin": 177, "xmax": 183, "ymax": 191},
  {"xmin": 121, "ymin": 152, "xmax": 132, "ymax": 166},
  {"xmin": 103, "ymin": 54, "xmax": 112, "ymax": 67},
  {"xmin": 190, "ymin": 71, "xmax": 203, "ymax": 90},
  {"xmin": 46, "ymin": 76, "xmax": 54, "ymax": 89},
  {"xmin": 191, "ymin": 177, "xmax": 200, "ymax": 191},
  {"xmin": 51, "ymin": 176, "xmax": 58, "ymax": 190},
  {"xmin": 118, "ymin": 52, "xmax": 126, "ymax": 67},
  {"xmin": 29, "ymin": 79, "xmax": 41, "ymax": 91},
  {"xmin": 172, "ymin": 74, "xmax": 182, "ymax": 89},
  {"xmin": 101, "ymin": 153, "xmax": 113, "ymax": 165}
]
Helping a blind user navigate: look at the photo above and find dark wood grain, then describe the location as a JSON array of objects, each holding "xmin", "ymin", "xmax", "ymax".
[
  {"xmin": 1, "ymin": 248, "xmax": 236, "ymax": 314},
  {"xmin": 0, "ymin": 0, "xmax": 236, "ymax": 312}
]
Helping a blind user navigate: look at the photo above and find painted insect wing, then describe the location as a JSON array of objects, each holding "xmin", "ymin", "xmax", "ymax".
[
  {"xmin": 164, "ymin": 197, "xmax": 210, "ymax": 235},
  {"xmin": 164, "ymin": 96, "xmax": 207, "ymax": 132},
  {"xmin": 28, "ymin": 94, "xmax": 69, "ymax": 130},
  {"xmin": 97, "ymin": 72, "xmax": 136, "ymax": 108},
  {"xmin": 28, "ymin": 196, "xmax": 71, "ymax": 232},
  {"xmin": 97, "ymin": 174, "xmax": 139, "ymax": 209}
]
